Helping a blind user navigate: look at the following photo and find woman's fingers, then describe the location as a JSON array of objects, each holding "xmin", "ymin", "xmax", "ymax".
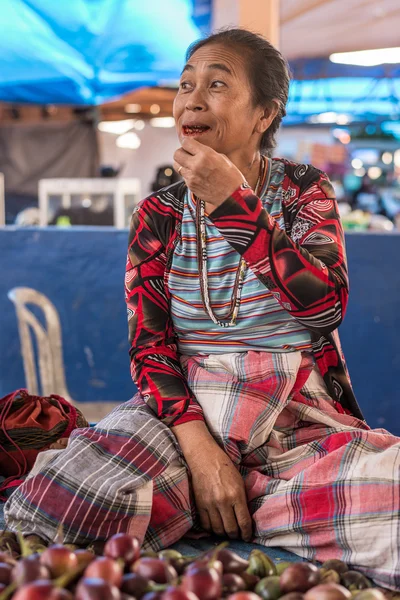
[
  {"xmin": 207, "ymin": 507, "xmax": 225, "ymax": 537},
  {"xmin": 173, "ymin": 147, "xmax": 194, "ymax": 169},
  {"xmin": 198, "ymin": 506, "xmax": 212, "ymax": 533},
  {"xmin": 233, "ymin": 493, "xmax": 253, "ymax": 542},
  {"xmin": 173, "ymin": 161, "xmax": 185, "ymax": 177},
  {"xmin": 219, "ymin": 504, "xmax": 240, "ymax": 539},
  {"xmin": 197, "ymin": 499, "xmax": 244, "ymax": 539}
]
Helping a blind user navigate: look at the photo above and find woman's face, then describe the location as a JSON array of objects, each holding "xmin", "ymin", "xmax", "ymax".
[{"xmin": 173, "ymin": 43, "xmax": 268, "ymax": 160}]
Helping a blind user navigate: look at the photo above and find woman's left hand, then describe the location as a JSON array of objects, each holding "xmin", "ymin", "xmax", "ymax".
[{"xmin": 173, "ymin": 138, "xmax": 245, "ymax": 210}]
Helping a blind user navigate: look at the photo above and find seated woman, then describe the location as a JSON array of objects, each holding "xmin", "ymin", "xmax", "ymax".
[{"xmin": 5, "ymin": 28, "xmax": 400, "ymax": 590}]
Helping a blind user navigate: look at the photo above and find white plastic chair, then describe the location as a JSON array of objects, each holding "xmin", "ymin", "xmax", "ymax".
[{"xmin": 8, "ymin": 287, "xmax": 118, "ymax": 422}]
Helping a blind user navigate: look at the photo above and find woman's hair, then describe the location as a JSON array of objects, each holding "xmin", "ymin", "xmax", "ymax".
[{"xmin": 186, "ymin": 28, "xmax": 291, "ymax": 155}]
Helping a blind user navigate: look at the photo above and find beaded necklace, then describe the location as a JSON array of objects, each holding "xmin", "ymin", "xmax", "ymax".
[{"xmin": 195, "ymin": 156, "xmax": 271, "ymax": 328}]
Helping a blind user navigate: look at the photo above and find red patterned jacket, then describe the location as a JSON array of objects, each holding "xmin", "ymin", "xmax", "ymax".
[{"xmin": 125, "ymin": 159, "xmax": 364, "ymax": 427}]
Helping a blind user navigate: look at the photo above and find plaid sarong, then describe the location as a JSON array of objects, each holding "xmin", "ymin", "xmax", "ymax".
[{"xmin": 5, "ymin": 351, "xmax": 400, "ymax": 590}]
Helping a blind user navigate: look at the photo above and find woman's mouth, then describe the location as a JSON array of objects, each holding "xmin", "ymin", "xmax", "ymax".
[{"xmin": 182, "ymin": 124, "xmax": 211, "ymax": 136}]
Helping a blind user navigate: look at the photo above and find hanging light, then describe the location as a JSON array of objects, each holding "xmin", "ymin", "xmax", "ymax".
[
  {"xmin": 352, "ymin": 158, "xmax": 363, "ymax": 169},
  {"xmin": 125, "ymin": 104, "xmax": 142, "ymax": 114},
  {"xmin": 368, "ymin": 167, "xmax": 382, "ymax": 179},
  {"xmin": 116, "ymin": 132, "xmax": 141, "ymax": 149},
  {"xmin": 330, "ymin": 47, "xmax": 400, "ymax": 66},
  {"xmin": 382, "ymin": 152, "xmax": 393, "ymax": 165},
  {"xmin": 308, "ymin": 112, "xmax": 338, "ymax": 124},
  {"xmin": 98, "ymin": 120, "xmax": 135, "ymax": 134},
  {"xmin": 355, "ymin": 168, "xmax": 366, "ymax": 177},
  {"xmin": 133, "ymin": 120, "xmax": 145, "ymax": 130},
  {"xmin": 150, "ymin": 117, "xmax": 175, "ymax": 128},
  {"xmin": 333, "ymin": 130, "xmax": 351, "ymax": 144},
  {"xmin": 336, "ymin": 114, "xmax": 352, "ymax": 125}
]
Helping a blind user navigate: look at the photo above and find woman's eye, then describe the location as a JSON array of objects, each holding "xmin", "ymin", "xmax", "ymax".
[
  {"xmin": 211, "ymin": 80, "xmax": 225, "ymax": 88},
  {"xmin": 180, "ymin": 81, "xmax": 192, "ymax": 90}
]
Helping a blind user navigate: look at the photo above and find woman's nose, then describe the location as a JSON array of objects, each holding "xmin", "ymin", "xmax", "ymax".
[{"xmin": 185, "ymin": 89, "xmax": 206, "ymax": 111}]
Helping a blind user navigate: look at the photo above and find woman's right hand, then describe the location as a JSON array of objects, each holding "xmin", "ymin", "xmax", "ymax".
[{"xmin": 172, "ymin": 421, "xmax": 253, "ymax": 541}]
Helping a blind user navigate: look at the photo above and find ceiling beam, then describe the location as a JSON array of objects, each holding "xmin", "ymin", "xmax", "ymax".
[{"xmin": 212, "ymin": 0, "xmax": 280, "ymax": 48}]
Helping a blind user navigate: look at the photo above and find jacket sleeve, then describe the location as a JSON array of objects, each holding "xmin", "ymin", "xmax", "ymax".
[
  {"xmin": 209, "ymin": 169, "xmax": 348, "ymax": 336},
  {"xmin": 125, "ymin": 199, "xmax": 204, "ymax": 427}
]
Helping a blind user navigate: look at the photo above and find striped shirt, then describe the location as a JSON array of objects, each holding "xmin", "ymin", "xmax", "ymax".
[{"xmin": 168, "ymin": 158, "xmax": 312, "ymax": 354}]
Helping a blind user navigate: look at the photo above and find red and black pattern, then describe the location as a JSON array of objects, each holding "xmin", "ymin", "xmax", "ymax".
[
  {"xmin": 126, "ymin": 189, "xmax": 204, "ymax": 427},
  {"xmin": 125, "ymin": 160, "xmax": 364, "ymax": 425}
]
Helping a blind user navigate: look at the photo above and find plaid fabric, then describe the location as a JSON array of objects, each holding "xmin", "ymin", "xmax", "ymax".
[
  {"xmin": 5, "ymin": 351, "xmax": 400, "ymax": 589},
  {"xmin": 5, "ymin": 397, "xmax": 194, "ymax": 551}
]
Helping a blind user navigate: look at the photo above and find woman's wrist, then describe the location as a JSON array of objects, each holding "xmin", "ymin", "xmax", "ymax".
[{"xmin": 172, "ymin": 420, "xmax": 219, "ymax": 462}]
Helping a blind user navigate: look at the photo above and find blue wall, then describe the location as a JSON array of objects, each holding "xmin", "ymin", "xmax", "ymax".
[
  {"xmin": 0, "ymin": 228, "xmax": 134, "ymax": 405},
  {"xmin": 338, "ymin": 233, "xmax": 400, "ymax": 434},
  {"xmin": 0, "ymin": 228, "xmax": 399, "ymax": 434}
]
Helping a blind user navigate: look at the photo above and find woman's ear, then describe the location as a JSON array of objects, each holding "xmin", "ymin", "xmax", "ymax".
[{"xmin": 255, "ymin": 100, "xmax": 280, "ymax": 134}]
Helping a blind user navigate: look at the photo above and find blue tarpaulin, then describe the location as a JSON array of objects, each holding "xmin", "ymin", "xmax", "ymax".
[
  {"xmin": 0, "ymin": 0, "xmax": 208, "ymax": 105},
  {"xmin": 287, "ymin": 58, "xmax": 400, "ymax": 122},
  {"xmin": 286, "ymin": 77, "xmax": 400, "ymax": 122}
]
